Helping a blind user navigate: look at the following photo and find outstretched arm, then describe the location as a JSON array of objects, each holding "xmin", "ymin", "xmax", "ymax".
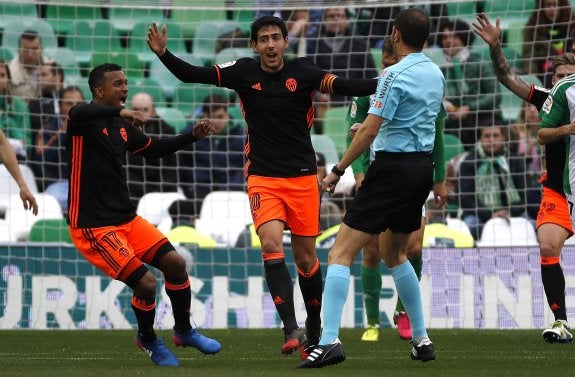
[
  {"xmin": 148, "ymin": 23, "xmax": 218, "ymax": 85},
  {"xmin": 0, "ymin": 130, "xmax": 38, "ymax": 215},
  {"xmin": 138, "ymin": 119, "xmax": 215, "ymax": 158},
  {"xmin": 472, "ymin": 13, "xmax": 531, "ymax": 101}
]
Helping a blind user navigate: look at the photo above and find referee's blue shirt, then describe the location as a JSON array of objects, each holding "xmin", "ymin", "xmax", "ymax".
[{"xmin": 368, "ymin": 52, "xmax": 445, "ymax": 153}]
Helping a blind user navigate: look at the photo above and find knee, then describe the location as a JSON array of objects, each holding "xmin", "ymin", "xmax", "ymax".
[
  {"xmin": 159, "ymin": 251, "xmax": 188, "ymax": 280},
  {"xmin": 539, "ymin": 240, "xmax": 561, "ymax": 258},
  {"xmin": 134, "ymin": 272, "xmax": 157, "ymax": 301}
]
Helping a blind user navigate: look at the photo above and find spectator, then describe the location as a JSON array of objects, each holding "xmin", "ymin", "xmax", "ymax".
[
  {"xmin": 178, "ymin": 94, "xmax": 246, "ymax": 205},
  {"xmin": 510, "ymin": 102, "xmax": 543, "ymax": 220},
  {"xmin": 0, "ymin": 60, "xmax": 30, "ymax": 159},
  {"xmin": 32, "ymin": 85, "xmax": 84, "ymax": 212},
  {"xmin": 439, "ymin": 18, "xmax": 501, "ymax": 148},
  {"xmin": 355, "ymin": 3, "xmax": 449, "ymax": 48},
  {"xmin": 8, "ymin": 30, "xmax": 51, "ymax": 102},
  {"xmin": 458, "ymin": 122, "xmax": 528, "ymax": 240},
  {"xmin": 126, "ymin": 92, "xmax": 179, "ymax": 206},
  {"xmin": 523, "ymin": 0, "xmax": 575, "ymax": 86},
  {"xmin": 281, "ymin": 9, "xmax": 311, "ymax": 57},
  {"xmin": 28, "ymin": 61, "xmax": 64, "ymax": 153},
  {"xmin": 306, "ymin": 7, "xmax": 377, "ymax": 132},
  {"xmin": 422, "ymin": 196, "xmax": 475, "ymax": 248}
]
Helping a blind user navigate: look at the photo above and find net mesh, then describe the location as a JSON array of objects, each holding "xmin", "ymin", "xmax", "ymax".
[{"xmin": 0, "ymin": 0, "xmax": 570, "ymax": 329}]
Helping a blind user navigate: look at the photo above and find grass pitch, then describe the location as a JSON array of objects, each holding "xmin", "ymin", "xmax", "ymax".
[{"xmin": 0, "ymin": 328, "xmax": 573, "ymax": 377}]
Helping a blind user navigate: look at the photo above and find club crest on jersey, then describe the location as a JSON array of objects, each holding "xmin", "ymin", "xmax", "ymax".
[
  {"xmin": 120, "ymin": 127, "xmax": 127, "ymax": 142},
  {"xmin": 541, "ymin": 95, "xmax": 553, "ymax": 114},
  {"xmin": 285, "ymin": 78, "xmax": 297, "ymax": 92}
]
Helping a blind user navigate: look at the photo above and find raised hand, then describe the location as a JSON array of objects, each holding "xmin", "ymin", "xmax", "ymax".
[
  {"xmin": 472, "ymin": 13, "xmax": 501, "ymax": 47},
  {"xmin": 147, "ymin": 22, "xmax": 167, "ymax": 56}
]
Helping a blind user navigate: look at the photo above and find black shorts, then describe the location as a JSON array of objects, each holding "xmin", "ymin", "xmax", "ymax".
[{"xmin": 343, "ymin": 151, "xmax": 433, "ymax": 234}]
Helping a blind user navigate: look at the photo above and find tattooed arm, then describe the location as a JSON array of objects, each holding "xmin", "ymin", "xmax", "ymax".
[{"xmin": 473, "ymin": 13, "xmax": 531, "ymax": 101}]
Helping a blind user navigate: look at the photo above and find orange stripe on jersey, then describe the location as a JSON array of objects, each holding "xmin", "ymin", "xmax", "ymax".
[
  {"xmin": 131, "ymin": 296, "xmax": 156, "ymax": 311},
  {"xmin": 306, "ymin": 102, "xmax": 315, "ymax": 129},
  {"xmin": 541, "ymin": 256, "xmax": 560, "ymax": 265},
  {"xmin": 213, "ymin": 64, "xmax": 222, "ymax": 86},
  {"xmin": 69, "ymin": 135, "xmax": 83, "ymax": 227},
  {"xmin": 165, "ymin": 279, "xmax": 191, "ymax": 291},
  {"xmin": 131, "ymin": 138, "xmax": 152, "ymax": 155},
  {"xmin": 262, "ymin": 252, "xmax": 285, "ymax": 261}
]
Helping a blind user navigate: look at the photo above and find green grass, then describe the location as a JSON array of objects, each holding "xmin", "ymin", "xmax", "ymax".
[{"xmin": 0, "ymin": 329, "xmax": 574, "ymax": 377}]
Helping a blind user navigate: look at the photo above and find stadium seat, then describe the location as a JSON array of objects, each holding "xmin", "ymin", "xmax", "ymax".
[
  {"xmin": 149, "ymin": 53, "xmax": 204, "ymax": 99},
  {"xmin": 192, "ymin": 20, "xmax": 243, "ymax": 66},
  {"xmin": 27, "ymin": 218, "xmax": 72, "ymax": 244},
  {"xmin": 482, "ymin": 0, "xmax": 533, "ymax": 29},
  {"xmin": 322, "ymin": 106, "xmax": 350, "ymax": 157},
  {"xmin": 108, "ymin": 0, "xmax": 166, "ymax": 35},
  {"xmin": 128, "ymin": 21, "xmax": 187, "ymax": 65},
  {"xmin": 214, "ymin": 47, "xmax": 255, "ymax": 65},
  {"xmin": 136, "ymin": 191, "xmax": 186, "ymax": 226},
  {"xmin": 65, "ymin": 20, "xmax": 124, "ymax": 67},
  {"xmin": 443, "ymin": 134, "xmax": 465, "ymax": 164},
  {"xmin": 477, "ymin": 217, "xmax": 538, "ymax": 247},
  {"xmin": 0, "ymin": 164, "xmax": 38, "ymax": 217},
  {"xmin": 5, "ymin": 193, "xmax": 63, "ymax": 242},
  {"xmin": 445, "ymin": 1, "xmax": 478, "ymax": 24},
  {"xmin": 505, "ymin": 20, "xmax": 527, "ymax": 56},
  {"xmin": 170, "ymin": 0, "xmax": 227, "ymax": 39},
  {"xmin": 0, "ymin": 1, "xmax": 38, "ymax": 29},
  {"xmin": 155, "ymin": 107, "xmax": 189, "ymax": 133},
  {"xmin": 90, "ymin": 52, "xmax": 144, "ymax": 81},
  {"xmin": 45, "ymin": 5, "xmax": 103, "ymax": 36},
  {"xmin": 311, "ymin": 134, "xmax": 340, "ymax": 165},
  {"xmin": 2, "ymin": 18, "xmax": 57, "ymax": 51},
  {"xmin": 131, "ymin": 77, "xmax": 166, "ymax": 108},
  {"xmin": 195, "ymin": 191, "xmax": 252, "ymax": 246},
  {"xmin": 43, "ymin": 47, "xmax": 82, "ymax": 85},
  {"xmin": 445, "ymin": 217, "xmax": 473, "ymax": 236},
  {"xmin": 499, "ymin": 74, "xmax": 542, "ymax": 123},
  {"xmin": 172, "ymin": 83, "xmax": 232, "ymax": 117},
  {"xmin": 0, "ymin": 46, "xmax": 14, "ymax": 61}
]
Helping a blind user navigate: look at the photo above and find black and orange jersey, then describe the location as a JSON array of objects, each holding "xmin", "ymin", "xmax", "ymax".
[
  {"xmin": 215, "ymin": 57, "xmax": 331, "ymax": 177},
  {"xmin": 66, "ymin": 102, "xmax": 151, "ymax": 228},
  {"xmin": 529, "ymin": 85, "xmax": 566, "ymax": 195}
]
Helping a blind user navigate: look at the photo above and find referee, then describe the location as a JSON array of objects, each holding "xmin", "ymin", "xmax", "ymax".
[{"xmin": 299, "ymin": 8, "xmax": 445, "ymax": 368}]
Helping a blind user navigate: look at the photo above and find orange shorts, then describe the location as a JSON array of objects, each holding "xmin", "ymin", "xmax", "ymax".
[
  {"xmin": 247, "ymin": 174, "xmax": 321, "ymax": 237},
  {"xmin": 536, "ymin": 186, "xmax": 574, "ymax": 236},
  {"xmin": 69, "ymin": 215, "xmax": 169, "ymax": 281}
]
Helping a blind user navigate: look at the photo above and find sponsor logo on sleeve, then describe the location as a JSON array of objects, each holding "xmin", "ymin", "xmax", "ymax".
[
  {"xmin": 217, "ymin": 61, "xmax": 237, "ymax": 68},
  {"xmin": 377, "ymin": 71, "xmax": 396, "ymax": 98},
  {"xmin": 350, "ymin": 101, "xmax": 357, "ymax": 118},
  {"xmin": 541, "ymin": 95, "xmax": 553, "ymax": 114}
]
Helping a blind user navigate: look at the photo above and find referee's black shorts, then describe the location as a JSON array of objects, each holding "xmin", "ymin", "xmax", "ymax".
[{"xmin": 343, "ymin": 151, "xmax": 434, "ymax": 234}]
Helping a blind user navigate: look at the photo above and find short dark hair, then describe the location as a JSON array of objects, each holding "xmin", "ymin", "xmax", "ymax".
[
  {"xmin": 61, "ymin": 85, "xmax": 85, "ymax": 100},
  {"xmin": 439, "ymin": 18, "xmax": 475, "ymax": 48},
  {"xmin": 381, "ymin": 37, "xmax": 393, "ymax": 56},
  {"xmin": 44, "ymin": 61, "xmax": 64, "ymax": 83},
  {"xmin": 201, "ymin": 93, "xmax": 228, "ymax": 114},
  {"xmin": 88, "ymin": 63, "xmax": 122, "ymax": 94},
  {"xmin": 394, "ymin": 8, "xmax": 430, "ymax": 50},
  {"xmin": 250, "ymin": 16, "xmax": 288, "ymax": 43},
  {"xmin": 19, "ymin": 30, "xmax": 40, "ymax": 47}
]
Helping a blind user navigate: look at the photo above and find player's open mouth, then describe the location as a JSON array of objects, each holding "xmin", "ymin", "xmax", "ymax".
[{"xmin": 119, "ymin": 97, "xmax": 127, "ymax": 108}]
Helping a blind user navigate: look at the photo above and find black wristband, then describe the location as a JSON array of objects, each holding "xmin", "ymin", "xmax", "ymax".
[{"xmin": 331, "ymin": 165, "xmax": 345, "ymax": 177}]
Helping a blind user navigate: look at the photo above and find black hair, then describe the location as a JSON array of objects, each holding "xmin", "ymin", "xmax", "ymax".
[
  {"xmin": 19, "ymin": 30, "xmax": 40, "ymax": 47},
  {"xmin": 88, "ymin": 63, "xmax": 122, "ymax": 94},
  {"xmin": 44, "ymin": 61, "xmax": 64, "ymax": 82},
  {"xmin": 438, "ymin": 18, "xmax": 475, "ymax": 48},
  {"xmin": 61, "ymin": 85, "xmax": 85, "ymax": 100},
  {"xmin": 250, "ymin": 16, "xmax": 288, "ymax": 43},
  {"xmin": 201, "ymin": 93, "xmax": 228, "ymax": 114},
  {"xmin": 394, "ymin": 8, "xmax": 430, "ymax": 49}
]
